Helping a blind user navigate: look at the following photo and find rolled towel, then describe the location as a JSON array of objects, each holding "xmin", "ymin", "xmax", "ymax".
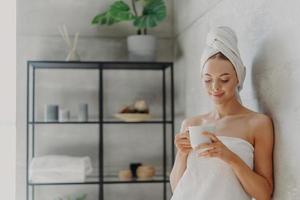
[
  {"xmin": 29, "ymin": 155, "xmax": 93, "ymax": 183},
  {"xmin": 200, "ymin": 26, "xmax": 246, "ymax": 103}
]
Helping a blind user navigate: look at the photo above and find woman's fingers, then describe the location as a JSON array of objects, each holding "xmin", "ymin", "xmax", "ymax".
[
  {"xmin": 178, "ymin": 143, "xmax": 191, "ymax": 147},
  {"xmin": 202, "ymin": 131, "xmax": 220, "ymax": 142},
  {"xmin": 178, "ymin": 141, "xmax": 191, "ymax": 146},
  {"xmin": 175, "ymin": 130, "xmax": 192, "ymax": 154},
  {"xmin": 175, "ymin": 131, "xmax": 189, "ymax": 139},
  {"xmin": 198, "ymin": 148, "xmax": 219, "ymax": 157},
  {"xmin": 175, "ymin": 131, "xmax": 190, "ymax": 144},
  {"xmin": 182, "ymin": 147, "xmax": 193, "ymax": 151},
  {"xmin": 180, "ymin": 131, "xmax": 189, "ymax": 138},
  {"xmin": 176, "ymin": 138, "xmax": 190, "ymax": 144},
  {"xmin": 180, "ymin": 145, "xmax": 192, "ymax": 149},
  {"xmin": 195, "ymin": 142, "xmax": 218, "ymax": 151},
  {"xmin": 178, "ymin": 138, "xmax": 189, "ymax": 141},
  {"xmin": 199, "ymin": 152, "xmax": 219, "ymax": 158},
  {"xmin": 195, "ymin": 142, "xmax": 210, "ymax": 150},
  {"xmin": 178, "ymin": 138, "xmax": 190, "ymax": 143}
]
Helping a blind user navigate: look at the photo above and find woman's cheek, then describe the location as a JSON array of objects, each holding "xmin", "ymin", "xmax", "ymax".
[
  {"xmin": 225, "ymin": 83, "xmax": 236, "ymax": 96},
  {"xmin": 202, "ymin": 81, "xmax": 211, "ymax": 90},
  {"xmin": 206, "ymin": 83, "xmax": 213, "ymax": 93}
]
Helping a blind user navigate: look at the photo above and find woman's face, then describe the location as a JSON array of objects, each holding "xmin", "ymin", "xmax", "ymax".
[{"xmin": 201, "ymin": 57, "xmax": 238, "ymax": 104}]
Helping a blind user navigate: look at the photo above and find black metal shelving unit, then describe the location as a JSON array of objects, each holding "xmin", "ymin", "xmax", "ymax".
[{"xmin": 26, "ymin": 61, "xmax": 175, "ymax": 200}]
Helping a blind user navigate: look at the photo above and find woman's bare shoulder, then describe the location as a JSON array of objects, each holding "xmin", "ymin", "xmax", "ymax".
[
  {"xmin": 248, "ymin": 112, "xmax": 273, "ymax": 139},
  {"xmin": 238, "ymin": 107, "xmax": 271, "ymax": 124},
  {"xmin": 248, "ymin": 112, "xmax": 272, "ymax": 126}
]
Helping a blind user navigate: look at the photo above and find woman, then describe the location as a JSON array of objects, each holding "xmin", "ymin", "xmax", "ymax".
[{"xmin": 170, "ymin": 26, "xmax": 274, "ymax": 200}]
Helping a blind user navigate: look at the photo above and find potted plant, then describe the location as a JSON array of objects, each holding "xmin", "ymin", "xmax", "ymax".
[{"xmin": 91, "ymin": 0, "xmax": 167, "ymax": 61}]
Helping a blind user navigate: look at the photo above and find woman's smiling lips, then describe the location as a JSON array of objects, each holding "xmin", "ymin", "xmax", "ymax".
[{"xmin": 211, "ymin": 92, "xmax": 225, "ymax": 97}]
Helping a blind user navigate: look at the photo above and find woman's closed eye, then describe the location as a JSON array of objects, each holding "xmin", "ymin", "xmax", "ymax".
[
  {"xmin": 220, "ymin": 79, "xmax": 229, "ymax": 83},
  {"xmin": 204, "ymin": 79, "xmax": 229, "ymax": 83}
]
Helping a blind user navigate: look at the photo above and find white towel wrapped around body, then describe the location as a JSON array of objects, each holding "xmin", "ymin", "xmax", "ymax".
[
  {"xmin": 29, "ymin": 155, "xmax": 93, "ymax": 183},
  {"xmin": 171, "ymin": 136, "xmax": 254, "ymax": 200}
]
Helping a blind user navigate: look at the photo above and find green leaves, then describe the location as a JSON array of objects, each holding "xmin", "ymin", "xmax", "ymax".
[
  {"xmin": 134, "ymin": 0, "xmax": 166, "ymax": 29},
  {"xmin": 91, "ymin": 0, "xmax": 167, "ymax": 32},
  {"xmin": 91, "ymin": 12, "xmax": 121, "ymax": 25},
  {"xmin": 110, "ymin": 1, "xmax": 135, "ymax": 20},
  {"xmin": 91, "ymin": 1, "xmax": 134, "ymax": 25}
]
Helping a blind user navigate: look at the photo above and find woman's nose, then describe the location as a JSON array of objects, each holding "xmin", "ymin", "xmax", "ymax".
[{"xmin": 211, "ymin": 81, "xmax": 221, "ymax": 91}]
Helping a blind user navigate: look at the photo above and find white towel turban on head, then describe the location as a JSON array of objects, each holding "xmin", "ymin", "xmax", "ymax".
[{"xmin": 200, "ymin": 26, "xmax": 246, "ymax": 103}]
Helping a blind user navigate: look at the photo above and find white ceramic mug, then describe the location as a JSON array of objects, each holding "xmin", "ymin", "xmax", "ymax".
[{"xmin": 188, "ymin": 124, "xmax": 216, "ymax": 149}]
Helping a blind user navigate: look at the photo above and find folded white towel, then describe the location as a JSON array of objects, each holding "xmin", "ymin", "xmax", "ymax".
[
  {"xmin": 200, "ymin": 26, "xmax": 246, "ymax": 103},
  {"xmin": 29, "ymin": 155, "xmax": 93, "ymax": 183}
]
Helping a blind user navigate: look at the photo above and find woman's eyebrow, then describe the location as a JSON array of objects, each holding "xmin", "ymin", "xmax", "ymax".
[
  {"xmin": 220, "ymin": 73, "xmax": 231, "ymax": 76},
  {"xmin": 204, "ymin": 73, "xmax": 231, "ymax": 76}
]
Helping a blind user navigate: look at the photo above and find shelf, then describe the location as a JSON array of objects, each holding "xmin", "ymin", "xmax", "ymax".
[
  {"xmin": 28, "ymin": 175, "xmax": 169, "ymax": 186},
  {"xmin": 29, "ymin": 120, "xmax": 173, "ymax": 124},
  {"xmin": 28, "ymin": 181, "xmax": 101, "ymax": 186},
  {"xmin": 103, "ymin": 175, "xmax": 169, "ymax": 184},
  {"xmin": 26, "ymin": 61, "xmax": 175, "ymax": 200},
  {"xmin": 103, "ymin": 118, "xmax": 173, "ymax": 124},
  {"xmin": 28, "ymin": 121, "xmax": 100, "ymax": 124},
  {"xmin": 28, "ymin": 61, "xmax": 173, "ymax": 70},
  {"xmin": 28, "ymin": 175, "xmax": 100, "ymax": 186}
]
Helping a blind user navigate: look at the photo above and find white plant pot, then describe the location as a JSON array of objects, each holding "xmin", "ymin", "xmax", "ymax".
[{"xmin": 127, "ymin": 35, "xmax": 157, "ymax": 61}]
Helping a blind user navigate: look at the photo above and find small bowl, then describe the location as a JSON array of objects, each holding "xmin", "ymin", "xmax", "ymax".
[
  {"xmin": 137, "ymin": 165, "xmax": 156, "ymax": 180},
  {"xmin": 118, "ymin": 169, "xmax": 132, "ymax": 181}
]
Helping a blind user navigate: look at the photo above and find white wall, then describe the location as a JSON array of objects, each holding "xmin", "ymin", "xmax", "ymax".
[
  {"xmin": 174, "ymin": 0, "xmax": 300, "ymax": 199},
  {"xmin": 0, "ymin": 0, "xmax": 16, "ymax": 199},
  {"xmin": 17, "ymin": 0, "xmax": 177, "ymax": 200}
]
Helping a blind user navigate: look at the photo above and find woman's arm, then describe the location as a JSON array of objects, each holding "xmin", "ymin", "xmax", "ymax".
[
  {"xmin": 170, "ymin": 151, "xmax": 188, "ymax": 192},
  {"xmin": 229, "ymin": 115, "xmax": 274, "ymax": 200},
  {"xmin": 170, "ymin": 120, "xmax": 191, "ymax": 192}
]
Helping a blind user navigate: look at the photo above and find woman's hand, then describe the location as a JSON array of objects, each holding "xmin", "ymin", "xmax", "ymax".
[
  {"xmin": 195, "ymin": 131, "xmax": 237, "ymax": 164},
  {"xmin": 174, "ymin": 130, "xmax": 192, "ymax": 156}
]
